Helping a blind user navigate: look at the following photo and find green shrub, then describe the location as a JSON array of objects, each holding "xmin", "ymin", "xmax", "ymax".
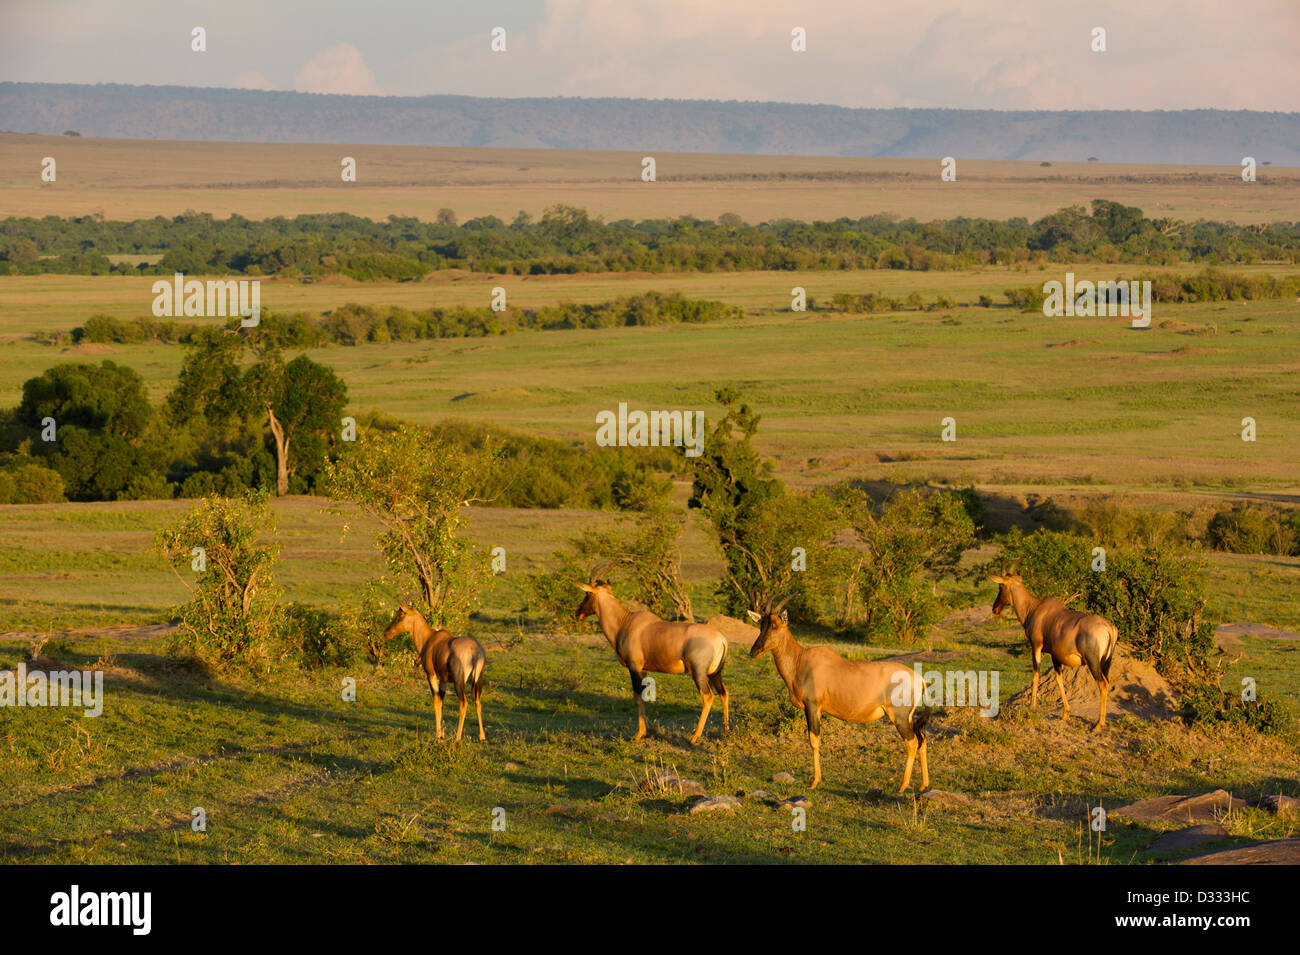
[
  {"xmin": 990, "ymin": 532, "xmax": 1214, "ymax": 679},
  {"xmin": 0, "ymin": 461, "xmax": 66, "ymax": 503},
  {"xmin": 155, "ymin": 492, "xmax": 283, "ymax": 668},
  {"xmin": 826, "ymin": 485, "xmax": 977, "ymax": 641},
  {"xmin": 1180, "ymin": 682, "xmax": 1292, "ymax": 735},
  {"xmin": 1206, "ymin": 503, "xmax": 1299, "ymax": 556}
]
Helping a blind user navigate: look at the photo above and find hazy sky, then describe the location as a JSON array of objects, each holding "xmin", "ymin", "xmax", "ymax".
[{"xmin": 2, "ymin": 0, "xmax": 1296, "ymax": 111}]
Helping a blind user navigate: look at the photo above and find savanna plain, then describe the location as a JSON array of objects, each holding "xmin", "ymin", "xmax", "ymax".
[{"xmin": 0, "ymin": 136, "xmax": 1297, "ymax": 864}]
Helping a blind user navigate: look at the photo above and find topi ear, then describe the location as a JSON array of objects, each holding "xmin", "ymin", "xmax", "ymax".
[
  {"xmin": 780, "ymin": 609, "xmax": 789, "ymax": 624},
  {"xmin": 575, "ymin": 581, "xmax": 594, "ymax": 593},
  {"xmin": 986, "ymin": 574, "xmax": 1004, "ymax": 584},
  {"xmin": 746, "ymin": 610, "xmax": 761, "ymax": 622}
]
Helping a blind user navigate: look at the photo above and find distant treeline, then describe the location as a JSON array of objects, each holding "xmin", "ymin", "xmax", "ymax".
[
  {"xmin": 55, "ymin": 292, "xmax": 741, "ymax": 347},
  {"xmin": 1002, "ymin": 268, "xmax": 1300, "ymax": 312},
  {"xmin": 3, "ymin": 200, "xmax": 1298, "ymax": 278}
]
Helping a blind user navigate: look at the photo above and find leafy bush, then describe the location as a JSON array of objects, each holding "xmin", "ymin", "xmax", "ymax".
[
  {"xmin": 825, "ymin": 485, "xmax": 977, "ymax": 642},
  {"xmin": 990, "ymin": 531, "xmax": 1214, "ymax": 679},
  {"xmin": 525, "ymin": 553, "xmax": 602, "ymax": 632},
  {"xmin": 276, "ymin": 603, "xmax": 334, "ymax": 669},
  {"xmin": 0, "ymin": 460, "xmax": 66, "ymax": 503},
  {"xmin": 1004, "ymin": 285, "xmax": 1047, "ymax": 312},
  {"xmin": 1205, "ymin": 503, "xmax": 1299, "ymax": 556},
  {"xmin": 155, "ymin": 492, "xmax": 283, "ymax": 668},
  {"xmin": 1180, "ymin": 682, "xmax": 1292, "ymax": 735},
  {"xmin": 324, "ymin": 424, "xmax": 493, "ymax": 630},
  {"xmin": 14, "ymin": 360, "xmax": 157, "ymax": 500},
  {"xmin": 325, "ymin": 579, "xmax": 403, "ymax": 667}
]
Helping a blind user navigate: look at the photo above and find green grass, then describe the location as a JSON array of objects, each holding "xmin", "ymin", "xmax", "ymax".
[
  {"xmin": 1, "ymin": 497, "xmax": 1297, "ymax": 864},
  {"xmin": 2, "ymin": 272, "xmax": 1298, "ymax": 490},
  {"xmin": 1, "ymin": 621, "xmax": 1295, "ymax": 864}
]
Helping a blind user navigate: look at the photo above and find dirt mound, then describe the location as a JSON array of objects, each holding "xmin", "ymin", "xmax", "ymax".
[
  {"xmin": 1046, "ymin": 339, "xmax": 1100, "ymax": 349},
  {"xmin": 938, "ymin": 607, "xmax": 995, "ymax": 631},
  {"xmin": 1004, "ymin": 646, "xmax": 1177, "ymax": 721},
  {"xmin": 706, "ymin": 615, "xmax": 758, "ymax": 643}
]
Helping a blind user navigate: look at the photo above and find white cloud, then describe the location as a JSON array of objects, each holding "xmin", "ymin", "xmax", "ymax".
[
  {"xmin": 397, "ymin": 0, "xmax": 1300, "ymax": 111},
  {"xmin": 293, "ymin": 43, "xmax": 380, "ymax": 96}
]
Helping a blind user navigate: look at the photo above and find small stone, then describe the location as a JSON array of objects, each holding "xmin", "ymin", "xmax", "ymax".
[
  {"xmin": 919, "ymin": 789, "xmax": 972, "ymax": 807},
  {"xmin": 779, "ymin": 795, "xmax": 812, "ymax": 810},
  {"xmin": 770, "ymin": 772, "xmax": 796, "ymax": 784},
  {"xmin": 504, "ymin": 762, "xmax": 520, "ymax": 772},
  {"xmin": 689, "ymin": 794, "xmax": 742, "ymax": 814},
  {"xmin": 546, "ymin": 804, "xmax": 576, "ymax": 817},
  {"xmin": 639, "ymin": 772, "xmax": 706, "ymax": 796},
  {"xmin": 748, "ymin": 790, "xmax": 779, "ymax": 804}
]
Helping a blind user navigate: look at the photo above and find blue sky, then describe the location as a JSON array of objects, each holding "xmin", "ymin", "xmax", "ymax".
[{"xmin": 2, "ymin": 0, "xmax": 1296, "ymax": 111}]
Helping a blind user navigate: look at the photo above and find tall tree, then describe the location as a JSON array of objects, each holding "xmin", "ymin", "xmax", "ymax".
[
  {"xmin": 16, "ymin": 360, "xmax": 155, "ymax": 500},
  {"xmin": 168, "ymin": 331, "xmax": 347, "ymax": 495}
]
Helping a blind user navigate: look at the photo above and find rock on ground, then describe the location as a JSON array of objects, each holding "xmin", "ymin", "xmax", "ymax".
[
  {"xmin": 1113, "ymin": 789, "xmax": 1247, "ymax": 824},
  {"xmin": 919, "ymin": 789, "xmax": 972, "ymax": 807},
  {"xmin": 1257, "ymin": 794, "xmax": 1300, "ymax": 815},
  {"xmin": 639, "ymin": 772, "xmax": 705, "ymax": 796},
  {"xmin": 1179, "ymin": 838, "xmax": 1300, "ymax": 865},
  {"xmin": 689, "ymin": 794, "xmax": 742, "ymax": 814},
  {"xmin": 1143, "ymin": 824, "xmax": 1229, "ymax": 856}
]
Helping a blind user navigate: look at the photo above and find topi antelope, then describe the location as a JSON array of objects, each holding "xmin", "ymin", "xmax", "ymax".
[
  {"xmin": 988, "ymin": 560, "xmax": 1119, "ymax": 729},
  {"xmin": 384, "ymin": 601, "xmax": 487, "ymax": 741},
  {"xmin": 574, "ymin": 581, "xmax": 728, "ymax": 744},
  {"xmin": 747, "ymin": 606, "xmax": 929, "ymax": 793}
]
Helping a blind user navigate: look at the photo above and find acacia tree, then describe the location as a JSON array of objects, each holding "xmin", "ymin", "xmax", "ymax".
[
  {"xmin": 324, "ymin": 424, "xmax": 496, "ymax": 627},
  {"xmin": 245, "ymin": 346, "xmax": 347, "ymax": 494}
]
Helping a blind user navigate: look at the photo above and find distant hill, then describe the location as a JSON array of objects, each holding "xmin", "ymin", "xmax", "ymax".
[{"xmin": 1, "ymin": 82, "xmax": 1297, "ymax": 164}]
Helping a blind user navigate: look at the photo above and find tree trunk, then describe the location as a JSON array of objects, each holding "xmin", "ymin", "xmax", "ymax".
[{"xmin": 266, "ymin": 405, "xmax": 290, "ymax": 496}]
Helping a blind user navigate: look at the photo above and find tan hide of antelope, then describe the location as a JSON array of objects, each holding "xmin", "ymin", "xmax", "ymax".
[
  {"xmin": 575, "ymin": 582, "xmax": 728, "ymax": 744},
  {"xmin": 748, "ymin": 610, "xmax": 929, "ymax": 793}
]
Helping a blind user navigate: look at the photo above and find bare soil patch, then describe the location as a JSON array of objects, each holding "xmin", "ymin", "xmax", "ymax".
[{"xmin": 0, "ymin": 623, "xmax": 175, "ymax": 644}]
